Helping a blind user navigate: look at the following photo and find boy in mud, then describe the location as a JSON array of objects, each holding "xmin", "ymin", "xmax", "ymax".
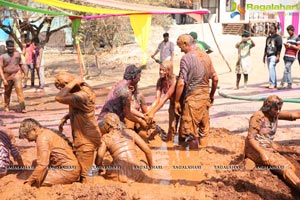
[
  {"xmin": 146, "ymin": 60, "xmax": 178, "ymax": 142},
  {"xmin": 96, "ymin": 113, "xmax": 153, "ymax": 183},
  {"xmin": 55, "ymin": 71, "xmax": 101, "ymax": 183},
  {"xmin": 0, "ymin": 119, "xmax": 23, "ymax": 178},
  {"xmin": 98, "ymin": 64, "xmax": 153, "ymax": 141},
  {"xmin": 19, "ymin": 118, "xmax": 80, "ymax": 187},
  {"xmin": 245, "ymin": 95, "xmax": 300, "ymax": 192},
  {"xmin": 0, "ymin": 40, "xmax": 26, "ymax": 113}
]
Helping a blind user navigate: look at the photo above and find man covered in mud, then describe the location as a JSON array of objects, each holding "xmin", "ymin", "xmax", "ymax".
[
  {"xmin": 96, "ymin": 113, "xmax": 153, "ymax": 183},
  {"xmin": 54, "ymin": 71, "xmax": 101, "ymax": 183},
  {"xmin": 19, "ymin": 118, "xmax": 80, "ymax": 187},
  {"xmin": 98, "ymin": 64, "xmax": 151, "ymax": 140},
  {"xmin": 0, "ymin": 40, "xmax": 26, "ymax": 113},
  {"xmin": 245, "ymin": 95, "xmax": 300, "ymax": 192},
  {"xmin": 175, "ymin": 34, "xmax": 218, "ymax": 149},
  {"xmin": 146, "ymin": 60, "xmax": 178, "ymax": 142},
  {"xmin": 0, "ymin": 119, "xmax": 23, "ymax": 178}
]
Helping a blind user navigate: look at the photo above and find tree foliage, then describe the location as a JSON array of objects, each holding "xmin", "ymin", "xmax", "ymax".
[{"xmin": 0, "ymin": 0, "xmax": 72, "ymax": 49}]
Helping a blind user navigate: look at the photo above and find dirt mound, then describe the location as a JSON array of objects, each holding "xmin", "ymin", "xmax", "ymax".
[
  {"xmin": 2, "ymin": 182, "xmax": 128, "ymax": 200},
  {"xmin": 0, "ymin": 125, "xmax": 299, "ymax": 199}
]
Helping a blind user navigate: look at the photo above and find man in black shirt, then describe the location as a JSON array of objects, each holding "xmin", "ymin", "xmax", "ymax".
[{"xmin": 263, "ymin": 24, "xmax": 282, "ymax": 89}]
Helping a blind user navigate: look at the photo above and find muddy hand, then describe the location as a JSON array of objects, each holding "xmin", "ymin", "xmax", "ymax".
[
  {"xmin": 144, "ymin": 114, "xmax": 154, "ymax": 125},
  {"xmin": 139, "ymin": 118, "xmax": 148, "ymax": 129},
  {"xmin": 58, "ymin": 118, "xmax": 67, "ymax": 132},
  {"xmin": 174, "ymin": 101, "xmax": 181, "ymax": 116},
  {"xmin": 261, "ymin": 152, "xmax": 271, "ymax": 166}
]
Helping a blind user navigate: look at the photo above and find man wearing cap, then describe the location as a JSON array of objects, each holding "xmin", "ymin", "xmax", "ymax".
[
  {"xmin": 151, "ymin": 33, "xmax": 174, "ymax": 64},
  {"xmin": 189, "ymin": 32, "xmax": 213, "ymax": 54},
  {"xmin": 175, "ymin": 34, "xmax": 218, "ymax": 149},
  {"xmin": 0, "ymin": 40, "xmax": 26, "ymax": 113},
  {"xmin": 98, "ymin": 64, "xmax": 148, "ymax": 134}
]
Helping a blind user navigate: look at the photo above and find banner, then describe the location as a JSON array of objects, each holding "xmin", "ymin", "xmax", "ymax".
[
  {"xmin": 0, "ymin": 0, "xmax": 70, "ymax": 16},
  {"xmin": 129, "ymin": 14, "xmax": 152, "ymax": 65},
  {"xmin": 34, "ymin": 0, "xmax": 140, "ymax": 15}
]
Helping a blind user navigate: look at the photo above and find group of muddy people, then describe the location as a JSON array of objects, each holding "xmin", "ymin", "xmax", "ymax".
[{"xmin": 1, "ymin": 31, "xmax": 300, "ymax": 193}]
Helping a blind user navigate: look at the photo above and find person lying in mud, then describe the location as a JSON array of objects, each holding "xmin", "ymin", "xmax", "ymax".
[
  {"xmin": 0, "ymin": 119, "xmax": 23, "ymax": 178},
  {"xmin": 19, "ymin": 118, "xmax": 80, "ymax": 187},
  {"xmin": 146, "ymin": 60, "xmax": 178, "ymax": 142},
  {"xmin": 55, "ymin": 71, "xmax": 101, "ymax": 183},
  {"xmin": 96, "ymin": 113, "xmax": 153, "ymax": 183},
  {"xmin": 245, "ymin": 95, "xmax": 300, "ymax": 192},
  {"xmin": 98, "ymin": 65, "xmax": 152, "ymax": 141}
]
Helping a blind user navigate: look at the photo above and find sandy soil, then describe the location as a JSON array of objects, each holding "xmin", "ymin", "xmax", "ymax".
[{"xmin": 1, "ymin": 24, "xmax": 300, "ymax": 199}]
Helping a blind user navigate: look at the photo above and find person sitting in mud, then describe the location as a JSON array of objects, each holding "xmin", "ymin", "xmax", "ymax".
[
  {"xmin": 96, "ymin": 113, "xmax": 153, "ymax": 183},
  {"xmin": 98, "ymin": 64, "xmax": 152, "ymax": 141},
  {"xmin": 245, "ymin": 95, "xmax": 300, "ymax": 192},
  {"xmin": 0, "ymin": 119, "xmax": 23, "ymax": 178},
  {"xmin": 19, "ymin": 118, "xmax": 80, "ymax": 187},
  {"xmin": 146, "ymin": 60, "xmax": 178, "ymax": 142},
  {"xmin": 54, "ymin": 71, "xmax": 101, "ymax": 183}
]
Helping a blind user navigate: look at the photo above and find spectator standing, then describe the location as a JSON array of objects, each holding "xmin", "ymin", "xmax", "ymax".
[
  {"xmin": 22, "ymin": 38, "xmax": 34, "ymax": 88},
  {"xmin": 151, "ymin": 33, "xmax": 174, "ymax": 64},
  {"xmin": 234, "ymin": 32, "xmax": 255, "ymax": 89},
  {"xmin": 32, "ymin": 38, "xmax": 45, "ymax": 92},
  {"xmin": 263, "ymin": 24, "xmax": 282, "ymax": 89},
  {"xmin": 278, "ymin": 25, "xmax": 300, "ymax": 89}
]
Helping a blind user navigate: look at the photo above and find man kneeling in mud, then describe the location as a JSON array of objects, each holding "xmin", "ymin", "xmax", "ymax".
[
  {"xmin": 96, "ymin": 113, "xmax": 153, "ymax": 183},
  {"xmin": 98, "ymin": 64, "xmax": 160, "ymax": 142},
  {"xmin": 19, "ymin": 118, "xmax": 80, "ymax": 187}
]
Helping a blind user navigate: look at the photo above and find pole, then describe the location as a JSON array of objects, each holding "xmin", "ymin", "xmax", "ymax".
[{"xmin": 207, "ymin": 21, "xmax": 232, "ymax": 72}]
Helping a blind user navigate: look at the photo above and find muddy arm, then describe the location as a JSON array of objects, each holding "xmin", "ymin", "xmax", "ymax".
[
  {"xmin": 134, "ymin": 134, "xmax": 153, "ymax": 167},
  {"xmin": 210, "ymin": 71, "xmax": 218, "ymax": 104},
  {"xmin": 148, "ymin": 81, "xmax": 175, "ymax": 119},
  {"xmin": 124, "ymin": 95, "xmax": 147, "ymax": 128},
  {"xmin": 55, "ymin": 79, "xmax": 82, "ymax": 104},
  {"xmin": 58, "ymin": 114, "xmax": 70, "ymax": 132},
  {"xmin": 25, "ymin": 136, "xmax": 50, "ymax": 187},
  {"xmin": 278, "ymin": 111, "xmax": 300, "ymax": 121},
  {"xmin": 95, "ymin": 143, "xmax": 107, "ymax": 166},
  {"xmin": 174, "ymin": 77, "xmax": 184, "ymax": 116},
  {"xmin": 0, "ymin": 56, "xmax": 7, "ymax": 85}
]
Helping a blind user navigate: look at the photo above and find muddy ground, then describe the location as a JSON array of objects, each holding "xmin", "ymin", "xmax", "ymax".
[{"xmin": 1, "ymin": 24, "xmax": 300, "ymax": 199}]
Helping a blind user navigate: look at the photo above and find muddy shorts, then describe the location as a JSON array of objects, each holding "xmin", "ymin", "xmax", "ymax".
[
  {"xmin": 0, "ymin": 142, "xmax": 10, "ymax": 169},
  {"xmin": 179, "ymin": 99, "xmax": 210, "ymax": 138}
]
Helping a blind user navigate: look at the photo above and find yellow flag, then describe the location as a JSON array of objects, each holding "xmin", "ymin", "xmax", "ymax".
[{"xmin": 129, "ymin": 14, "xmax": 152, "ymax": 65}]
